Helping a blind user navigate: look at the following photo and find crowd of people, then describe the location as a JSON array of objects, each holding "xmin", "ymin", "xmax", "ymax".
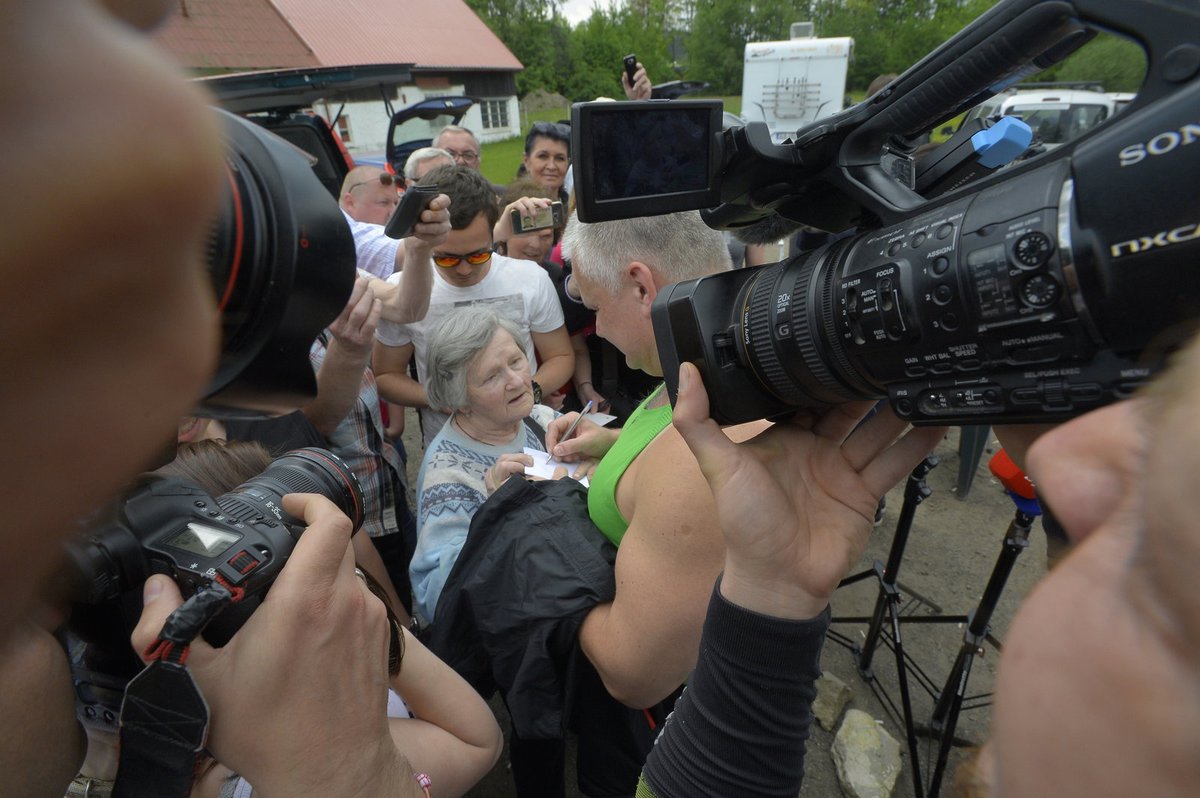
[{"xmin": 5, "ymin": 3, "xmax": 1200, "ymax": 798}]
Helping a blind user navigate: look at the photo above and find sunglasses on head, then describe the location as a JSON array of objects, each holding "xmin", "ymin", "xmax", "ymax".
[
  {"xmin": 348, "ymin": 172, "xmax": 404, "ymax": 192},
  {"xmin": 433, "ymin": 247, "xmax": 493, "ymax": 268}
]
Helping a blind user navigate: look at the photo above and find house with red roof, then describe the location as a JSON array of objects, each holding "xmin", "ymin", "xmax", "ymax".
[{"xmin": 152, "ymin": 0, "xmax": 524, "ymax": 155}]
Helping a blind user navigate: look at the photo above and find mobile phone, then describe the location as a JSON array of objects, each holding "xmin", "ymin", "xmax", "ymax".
[
  {"xmin": 623, "ymin": 54, "xmax": 638, "ymax": 88},
  {"xmin": 384, "ymin": 184, "xmax": 439, "ymax": 239},
  {"xmin": 511, "ymin": 201, "xmax": 564, "ymax": 234}
]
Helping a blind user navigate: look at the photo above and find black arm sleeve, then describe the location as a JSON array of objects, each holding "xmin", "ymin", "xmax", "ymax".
[{"xmin": 639, "ymin": 577, "xmax": 830, "ymax": 798}]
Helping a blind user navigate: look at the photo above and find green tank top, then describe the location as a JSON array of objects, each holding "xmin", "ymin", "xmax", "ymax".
[{"xmin": 588, "ymin": 385, "xmax": 673, "ymax": 546}]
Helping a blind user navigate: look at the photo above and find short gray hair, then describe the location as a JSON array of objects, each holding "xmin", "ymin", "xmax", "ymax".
[
  {"xmin": 424, "ymin": 306, "xmax": 525, "ymax": 412},
  {"xmin": 433, "ymin": 124, "xmax": 479, "ymax": 147},
  {"xmin": 560, "ymin": 210, "xmax": 732, "ymax": 296},
  {"xmin": 404, "ymin": 147, "xmax": 454, "ymax": 180}
]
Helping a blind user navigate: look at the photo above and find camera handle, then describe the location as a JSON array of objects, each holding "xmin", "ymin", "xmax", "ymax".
[{"xmin": 112, "ymin": 581, "xmax": 240, "ymax": 798}]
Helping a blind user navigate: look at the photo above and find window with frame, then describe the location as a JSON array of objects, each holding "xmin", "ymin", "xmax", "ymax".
[
  {"xmin": 335, "ymin": 115, "xmax": 352, "ymax": 144},
  {"xmin": 480, "ymin": 99, "xmax": 510, "ymax": 130}
]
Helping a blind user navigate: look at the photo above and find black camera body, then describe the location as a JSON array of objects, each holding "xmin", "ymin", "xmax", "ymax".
[
  {"xmin": 67, "ymin": 448, "xmax": 363, "ymax": 730},
  {"xmin": 574, "ymin": 0, "xmax": 1200, "ymax": 425}
]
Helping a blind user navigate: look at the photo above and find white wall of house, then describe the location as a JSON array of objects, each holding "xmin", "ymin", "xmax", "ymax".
[{"xmin": 319, "ymin": 84, "xmax": 520, "ymax": 157}]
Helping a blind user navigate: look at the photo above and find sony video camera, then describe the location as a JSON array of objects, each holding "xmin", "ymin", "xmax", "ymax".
[
  {"xmin": 63, "ymin": 109, "xmax": 360, "ymax": 729},
  {"xmin": 571, "ymin": 0, "xmax": 1200, "ymax": 425}
]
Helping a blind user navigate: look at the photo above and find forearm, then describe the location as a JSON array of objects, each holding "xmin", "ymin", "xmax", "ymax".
[
  {"xmin": 302, "ymin": 339, "xmax": 367, "ymax": 438},
  {"xmin": 253, "ymin": 742, "xmax": 420, "ymax": 798},
  {"xmin": 532, "ymin": 352, "xmax": 575, "ymax": 395},
  {"xmin": 376, "ymin": 372, "xmax": 428, "ymax": 409},
  {"xmin": 378, "ymin": 242, "xmax": 434, "ymax": 324},
  {"xmin": 391, "ymin": 630, "xmax": 503, "ymax": 759},
  {"xmin": 638, "ymin": 578, "xmax": 830, "ymax": 798},
  {"xmin": 570, "ymin": 334, "xmax": 594, "ymax": 392}
]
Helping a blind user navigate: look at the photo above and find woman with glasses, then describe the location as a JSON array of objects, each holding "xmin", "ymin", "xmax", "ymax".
[
  {"xmin": 408, "ymin": 307, "xmax": 593, "ymax": 627},
  {"xmin": 522, "ymin": 121, "xmax": 571, "ymax": 203}
]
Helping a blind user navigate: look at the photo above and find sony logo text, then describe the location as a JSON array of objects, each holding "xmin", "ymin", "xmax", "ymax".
[{"xmin": 1118, "ymin": 122, "xmax": 1200, "ymax": 167}]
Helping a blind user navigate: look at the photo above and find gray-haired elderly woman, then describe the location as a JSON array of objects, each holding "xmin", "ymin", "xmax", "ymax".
[{"xmin": 409, "ymin": 306, "xmax": 590, "ymax": 626}]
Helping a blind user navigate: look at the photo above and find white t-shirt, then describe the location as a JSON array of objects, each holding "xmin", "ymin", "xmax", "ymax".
[
  {"xmin": 376, "ymin": 253, "xmax": 566, "ymax": 446},
  {"xmin": 342, "ymin": 209, "xmax": 401, "ymax": 279}
]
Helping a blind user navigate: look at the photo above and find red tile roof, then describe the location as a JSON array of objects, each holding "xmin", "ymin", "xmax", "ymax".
[
  {"xmin": 154, "ymin": 0, "xmax": 521, "ymax": 72},
  {"xmin": 154, "ymin": 0, "xmax": 319, "ymax": 70}
]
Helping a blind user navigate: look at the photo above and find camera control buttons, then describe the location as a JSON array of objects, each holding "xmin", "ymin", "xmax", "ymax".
[
  {"xmin": 937, "ymin": 223, "xmax": 954, "ymax": 240},
  {"xmin": 911, "ymin": 231, "xmax": 928, "ymax": 248},
  {"xmin": 933, "ymin": 284, "xmax": 953, "ymax": 305},
  {"xmin": 940, "ymin": 313, "xmax": 960, "ymax": 332},
  {"xmin": 931, "ymin": 256, "xmax": 950, "ymax": 276},
  {"xmin": 1020, "ymin": 275, "xmax": 1060, "ymax": 307},
  {"xmin": 1013, "ymin": 231, "xmax": 1054, "ymax": 268}
]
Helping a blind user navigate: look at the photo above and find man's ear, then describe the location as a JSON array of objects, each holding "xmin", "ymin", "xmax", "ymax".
[{"xmin": 627, "ymin": 261, "xmax": 658, "ymax": 309}]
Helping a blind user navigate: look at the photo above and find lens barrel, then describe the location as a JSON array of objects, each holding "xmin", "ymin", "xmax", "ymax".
[{"xmin": 218, "ymin": 447, "xmax": 365, "ymax": 534}]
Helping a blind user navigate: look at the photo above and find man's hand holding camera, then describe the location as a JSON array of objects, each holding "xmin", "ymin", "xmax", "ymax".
[
  {"xmin": 131, "ymin": 494, "xmax": 418, "ymax": 797},
  {"xmin": 671, "ymin": 362, "xmax": 946, "ymax": 620}
]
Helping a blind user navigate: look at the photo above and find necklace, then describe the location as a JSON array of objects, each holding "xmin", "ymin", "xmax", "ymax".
[{"xmin": 453, "ymin": 413, "xmax": 519, "ymax": 446}]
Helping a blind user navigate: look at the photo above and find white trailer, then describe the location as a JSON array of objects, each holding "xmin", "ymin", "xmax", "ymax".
[{"xmin": 741, "ymin": 27, "xmax": 854, "ymax": 144}]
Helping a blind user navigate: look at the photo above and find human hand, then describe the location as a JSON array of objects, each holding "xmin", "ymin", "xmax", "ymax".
[
  {"xmin": 621, "ymin": 63, "xmax": 651, "ymax": 100},
  {"xmin": 494, "ymin": 196, "xmax": 552, "ymax": 243},
  {"xmin": 485, "ymin": 453, "xmax": 534, "ymax": 494},
  {"xmin": 672, "ymin": 362, "xmax": 946, "ymax": 620},
  {"xmin": 543, "ymin": 389, "xmax": 567, "ymax": 411},
  {"xmin": 575, "ymin": 382, "xmax": 608, "ymax": 411},
  {"xmin": 328, "ymin": 276, "xmax": 381, "ymax": 357},
  {"xmin": 409, "ymin": 193, "xmax": 452, "ymax": 249},
  {"xmin": 546, "ymin": 413, "xmax": 619, "ymax": 461},
  {"xmin": 131, "ymin": 494, "xmax": 411, "ymax": 797}
]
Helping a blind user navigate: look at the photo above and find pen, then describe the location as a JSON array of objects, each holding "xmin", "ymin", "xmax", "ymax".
[{"xmin": 561, "ymin": 400, "xmax": 593, "ymax": 442}]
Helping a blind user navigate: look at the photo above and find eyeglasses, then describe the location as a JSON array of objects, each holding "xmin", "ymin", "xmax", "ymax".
[
  {"xmin": 432, "ymin": 247, "xmax": 493, "ymax": 268},
  {"xmin": 348, "ymin": 173, "xmax": 404, "ymax": 192},
  {"xmin": 444, "ymin": 148, "xmax": 480, "ymax": 165}
]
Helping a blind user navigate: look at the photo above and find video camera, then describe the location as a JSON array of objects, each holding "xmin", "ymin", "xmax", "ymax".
[
  {"xmin": 571, "ymin": 0, "xmax": 1200, "ymax": 425},
  {"xmin": 64, "ymin": 109, "xmax": 360, "ymax": 728}
]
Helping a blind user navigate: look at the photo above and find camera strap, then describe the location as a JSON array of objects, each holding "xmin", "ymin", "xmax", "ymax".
[
  {"xmin": 113, "ymin": 582, "xmax": 240, "ymax": 798},
  {"xmin": 113, "ymin": 660, "xmax": 208, "ymax": 798}
]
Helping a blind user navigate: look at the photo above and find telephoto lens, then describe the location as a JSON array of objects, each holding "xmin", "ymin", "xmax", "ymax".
[{"xmin": 218, "ymin": 447, "xmax": 365, "ymax": 535}]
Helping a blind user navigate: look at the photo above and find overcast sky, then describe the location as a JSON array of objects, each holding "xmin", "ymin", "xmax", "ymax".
[{"xmin": 560, "ymin": 0, "xmax": 620, "ymax": 26}]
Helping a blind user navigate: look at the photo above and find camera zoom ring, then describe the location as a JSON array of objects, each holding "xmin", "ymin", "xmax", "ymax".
[
  {"xmin": 745, "ymin": 267, "xmax": 805, "ymax": 404},
  {"xmin": 790, "ymin": 257, "xmax": 840, "ymax": 396}
]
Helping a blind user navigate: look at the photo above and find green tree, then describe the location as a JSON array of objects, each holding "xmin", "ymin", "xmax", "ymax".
[
  {"xmin": 686, "ymin": 0, "xmax": 798, "ymax": 94},
  {"xmin": 1038, "ymin": 31, "xmax": 1147, "ymax": 92},
  {"xmin": 564, "ymin": 1, "xmax": 676, "ymax": 101},
  {"xmin": 465, "ymin": 0, "xmax": 573, "ymax": 95}
]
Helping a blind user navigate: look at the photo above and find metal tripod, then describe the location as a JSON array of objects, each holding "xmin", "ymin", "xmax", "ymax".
[{"xmin": 827, "ymin": 455, "xmax": 1034, "ymax": 798}]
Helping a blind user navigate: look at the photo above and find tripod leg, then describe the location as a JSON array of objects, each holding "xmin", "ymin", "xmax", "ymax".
[
  {"xmin": 928, "ymin": 644, "xmax": 978, "ymax": 797},
  {"xmin": 858, "ymin": 457, "xmax": 937, "ymax": 675},
  {"xmin": 926, "ymin": 509, "xmax": 1034, "ymax": 797}
]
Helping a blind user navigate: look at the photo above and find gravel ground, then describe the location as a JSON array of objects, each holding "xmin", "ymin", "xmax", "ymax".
[{"xmin": 401, "ymin": 414, "xmax": 1049, "ymax": 798}]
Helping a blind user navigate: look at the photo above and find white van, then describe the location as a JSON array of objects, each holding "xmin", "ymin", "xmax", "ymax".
[{"xmin": 962, "ymin": 87, "xmax": 1120, "ymax": 149}]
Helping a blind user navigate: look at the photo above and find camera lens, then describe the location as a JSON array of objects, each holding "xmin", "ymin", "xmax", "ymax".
[
  {"xmin": 735, "ymin": 246, "xmax": 873, "ymax": 409},
  {"xmin": 219, "ymin": 447, "xmax": 365, "ymax": 534},
  {"xmin": 204, "ymin": 110, "xmax": 357, "ymax": 415}
]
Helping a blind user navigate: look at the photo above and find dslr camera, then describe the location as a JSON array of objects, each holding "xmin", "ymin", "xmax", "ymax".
[
  {"xmin": 572, "ymin": 0, "xmax": 1200, "ymax": 425},
  {"xmin": 65, "ymin": 109, "xmax": 361, "ymax": 729}
]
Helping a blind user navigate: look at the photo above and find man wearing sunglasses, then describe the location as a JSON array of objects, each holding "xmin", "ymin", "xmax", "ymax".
[
  {"xmin": 338, "ymin": 165, "xmax": 451, "ymax": 325},
  {"xmin": 374, "ymin": 165, "xmax": 575, "ymax": 448}
]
